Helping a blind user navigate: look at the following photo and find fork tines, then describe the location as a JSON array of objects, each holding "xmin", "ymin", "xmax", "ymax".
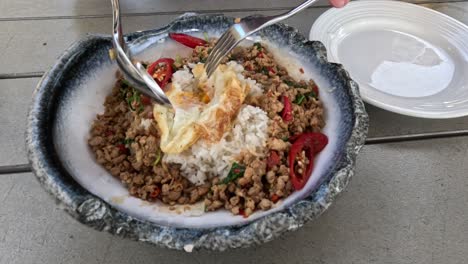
[{"xmin": 205, "ymin": 28, "xmax": 237, "ymax": 77}]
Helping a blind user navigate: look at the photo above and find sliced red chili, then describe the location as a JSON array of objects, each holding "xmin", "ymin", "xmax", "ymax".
[
  {"xmin": 147, "ymin": 58, "xmax": 174, "ymax": 89},
  {"xmin": 267, "ymin": 150, "xmax": 281, "ymax": 170},
  {"xmin": 257, "ymin": 52, "xmax": 264, "ymax": 58},
  {"xmin": 312, "ymin": 84, "xmax": 319, "ymax": 97},
  {"xmin": 289, "ymin": 134, "xmax": 299, "ymax": 142},
  {"xmin": 288, "ymin": 133, "xmax": 328, "ymax": 190},
  {"xmin": 271, "ymin": 194, "xmax": 280, "ymax": 203},
  {"xmin": 149, "ymin": 186, "xmax": 161, "ymax": 198},
  {"xmin": 104, "ymin": 130, "xmax": 114, "ymax": 137},
  {"xmin": 269, "ymin": 67, "xmax": 276, "ymax": 74},
  {"xmin": 140, "ymin": 94, "xmax": 152, "ymax": 105},
  {"xmin": 281, "ymin": 95, "xmax": 293, "ymax": 122},
  {"xmin": 239, "ymin": 209, "xmax": 248, "ymax": 218},
  {"xmin": 117, "ymin": 144, "xmax": 127, "ymax": 154},
  {"xmin": 169, "ymin": 33, "xmax": 207, "ymax": 48}
]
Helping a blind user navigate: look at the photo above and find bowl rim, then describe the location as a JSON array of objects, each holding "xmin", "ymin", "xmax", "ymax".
[{"xmin": 26, "ymin": 13, "xmax": 369, "ymax": 251}]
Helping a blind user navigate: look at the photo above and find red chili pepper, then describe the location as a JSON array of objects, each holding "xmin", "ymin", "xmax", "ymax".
[
  {"xmin": 269, "ymin": 67, "xmax": 276, "ymax": 74},
  {"xmin": 267, "ymin": 151, "xmax": 281, "ymax": 170},
  {"xmin": 288, "ymin": 133, "xmax": 328, "ymax": 190},
  {"xmin": 281, "ymin": 96, "xmax": 293, "ymax": 122},
  {"xmin": 104, "ymin": 130, "xmax": 114, "ymax": 137},
  {"xmin": 271, "ymin": 194, "xmax": 280, "ymax": 203},
  {"xmin": 169, "ymin": 33, "xmax": 207, "ymax": 48},
  {"xmin": 289, "ymin": 134, "xmax": 299, "ymax": 142},
  {"xmin": 257, "ymin": 52, "xmax": 264, "ymax": 58},
  {"xmin": 149, "ymin": 186, "xmax": 161, "ymax": 198},
  {"xmin": 147, "ymin": 58, "xmax": 174, "ymax": 89},
  {"xmin": 312, "ymin": 84, "xmax": 319, "ymax": 97},
  {"xmin": 239, "ymin": 209, "xmax": 248, "ymax": 218},
  {"xmin": 140, "ymin": 95, "xmax": 152, "ymax": 105},
  {"xmin": 117, "ymin": 144, "xmax": 127, "ymax": 154}
]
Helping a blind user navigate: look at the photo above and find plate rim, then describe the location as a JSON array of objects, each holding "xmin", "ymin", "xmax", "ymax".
[{"xmin": 309, "ymin": 0, "xmax": 468, "ymax": 119}]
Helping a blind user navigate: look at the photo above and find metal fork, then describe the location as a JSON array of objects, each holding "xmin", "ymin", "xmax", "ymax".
[
  {"xmin": 205, "ymin": 0, "xmax": 319, "ymax": 78},
  {"xmin": 111, "ymin": 0, "xmax": 172, "ymax": 107}
]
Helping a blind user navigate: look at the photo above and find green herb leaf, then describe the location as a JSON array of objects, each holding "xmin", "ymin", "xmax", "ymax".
[
  {"xmin": 283, "ymin": 80, "xmax": 295, "ymax": 86},
  {"xmin": 305, "ymin": 91, "xmax": 317, "ymax": 99},
  {"xmin": 153, "ymin": 149, "xmax": 162, "ymax": 166},
  {"xmin": 228, "ymin": 53, "xmax": 237, "ymax": 61},
  {"xmin": 175, "ymin": 54, "xmax": 182, "ymax": 65},
  {"xmin": 282, "ymin": 137, "xmax": 289, "ymax": 142},
  {"xmin": 221, "ymin": 162, "xmax": 246, "ymax": 184},
  {"xmin": 121, "ymin": 79, "xmax": 131, "ymax": 88},
  {"xmin": 293, "ymin": 94, "xmax": 306, "ymax": 105},
  {"xmin": 253, "ymin": 42, "xmax": 262, "ymax": 51},
  {"xmin": 126, "ymin": 88, "xmax": 142, "ymax": 112},
  {"xmin": 260, "ymin": 66, "xmax": 269, "ymax": 75},
  {"xmin": 203, "ymin": 32, "xmax": 209, "ymax": 42},
  {"xmin": 123, "ymin": 138, "xmax": 134, "ymax": 145}
]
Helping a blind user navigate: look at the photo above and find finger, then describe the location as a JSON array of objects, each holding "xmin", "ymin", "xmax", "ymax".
[{"xmin": 330, "ymin": 0, "xmax": 349, "ymax": 8}]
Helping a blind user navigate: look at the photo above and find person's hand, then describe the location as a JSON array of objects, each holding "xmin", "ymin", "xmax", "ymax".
[{"xmin": 329, "ymin": 0, "xmax": 349, "ymax": 8}]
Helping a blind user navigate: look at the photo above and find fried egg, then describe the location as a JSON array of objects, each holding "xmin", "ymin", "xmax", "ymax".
[{"xmin": 153, "ymin": 63, "xmax": 251, "ymax": 154}]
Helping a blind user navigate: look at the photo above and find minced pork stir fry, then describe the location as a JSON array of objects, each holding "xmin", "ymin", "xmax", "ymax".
[{"xmin": 88, "ymin": 33, "xmax": 327, "ymax": 217}]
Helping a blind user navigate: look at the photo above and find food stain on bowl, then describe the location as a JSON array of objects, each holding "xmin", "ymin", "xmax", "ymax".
[{"xmin": 110, "ymin": 195, "xmax": 127, "ymax": 204}]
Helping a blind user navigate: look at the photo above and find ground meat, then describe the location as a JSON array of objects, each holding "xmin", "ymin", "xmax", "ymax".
[
  {"xmin": 267, "ymin": 138, "xmax": 290, "ymax": 151},
  {"xmin": 89, "ymin": 40, "xmax": 325, "ymax": 216}
]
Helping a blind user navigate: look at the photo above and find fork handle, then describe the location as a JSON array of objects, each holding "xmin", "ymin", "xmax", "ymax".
[{"xmin": 263, "ymin": 0, "xmax": 320, "ymax": 28}]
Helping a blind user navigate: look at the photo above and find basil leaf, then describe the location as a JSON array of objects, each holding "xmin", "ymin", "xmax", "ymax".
[
  {"xmin": 121, "ymin": 79, "xmax": 131, "ymax": 88},
  {"xmin": 221, "ymin": 162, "xmax": 246, "ymax": 184},
  {"xmin": 306, "ymin": 91, "xmax": 317, "ymax": 99},
  {"xmin": 126, "ymin": 88, "xmax": 142, "ymax": 112},
  {"xmin": 293, "ymin": 94, "xmax": 306, "ymax": 105},
  {"xmin": 253, "ymin": 42, "xmax": 262, "ymax": 50},
  {"xmin": 123, "ymin": 138, "xmax": 134, "ymax": 145},
  {"xmin": 153, "ymin": 149, "xmax": 162, "ymax": 166}
]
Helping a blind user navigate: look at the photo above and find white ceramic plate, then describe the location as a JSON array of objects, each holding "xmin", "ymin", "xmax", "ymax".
[{"xmin": 310, "ymin": 0, "xmax": 468, "ymax": 118}]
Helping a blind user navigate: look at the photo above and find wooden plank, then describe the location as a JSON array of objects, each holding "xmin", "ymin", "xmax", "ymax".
[
  {"xmin": 0, "ymin": 78, "xmax": 38, "ymax": 166},
  {"xmin": 421, "ymin": 1, "xmax": 468, "ymax": 23},
  {"xmin": 0, "ymin": 8, "xmax": 327, "ymax": 74},
  {"xmin": 0, "ymin": 0, "xmax": 306, "ymax": 20},
  {"xmin": 0, "ymin": 0, "xmax": 465, "ymax": 20},
  {"xmin": 367, "ymin": 104, "xmax": 468, "ymax": 138},
  {"xmin": 2, "ymin": 136, "xmax": 468, "ymax": 262},
  {"xmin": 1, "ymin": 1, "xmax": 466, "ymax": 75}
]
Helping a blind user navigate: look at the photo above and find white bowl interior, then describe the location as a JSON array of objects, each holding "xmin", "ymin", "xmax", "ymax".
[{"xmin": 53, "ymin": 34, "xmax": 343, "ymax": 228}]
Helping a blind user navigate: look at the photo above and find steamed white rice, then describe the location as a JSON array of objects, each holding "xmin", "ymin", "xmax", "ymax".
[
  {"xmin": 164, "ymin": 105, "xmax": 269, "ymax": 185},
  {"xmin": 163, "ymin": 61, "xmax": 268, "ymax": 185}
]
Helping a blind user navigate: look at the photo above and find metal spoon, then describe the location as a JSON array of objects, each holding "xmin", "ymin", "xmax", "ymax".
[{"xmin": 110, "ymin": 0, "xmax": 172, "ymax": 107}]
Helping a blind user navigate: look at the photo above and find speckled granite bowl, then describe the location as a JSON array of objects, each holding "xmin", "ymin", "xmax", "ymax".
[{"xmin": 26, "ymin": 13, "xmax": 368, "ymax": 251}]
